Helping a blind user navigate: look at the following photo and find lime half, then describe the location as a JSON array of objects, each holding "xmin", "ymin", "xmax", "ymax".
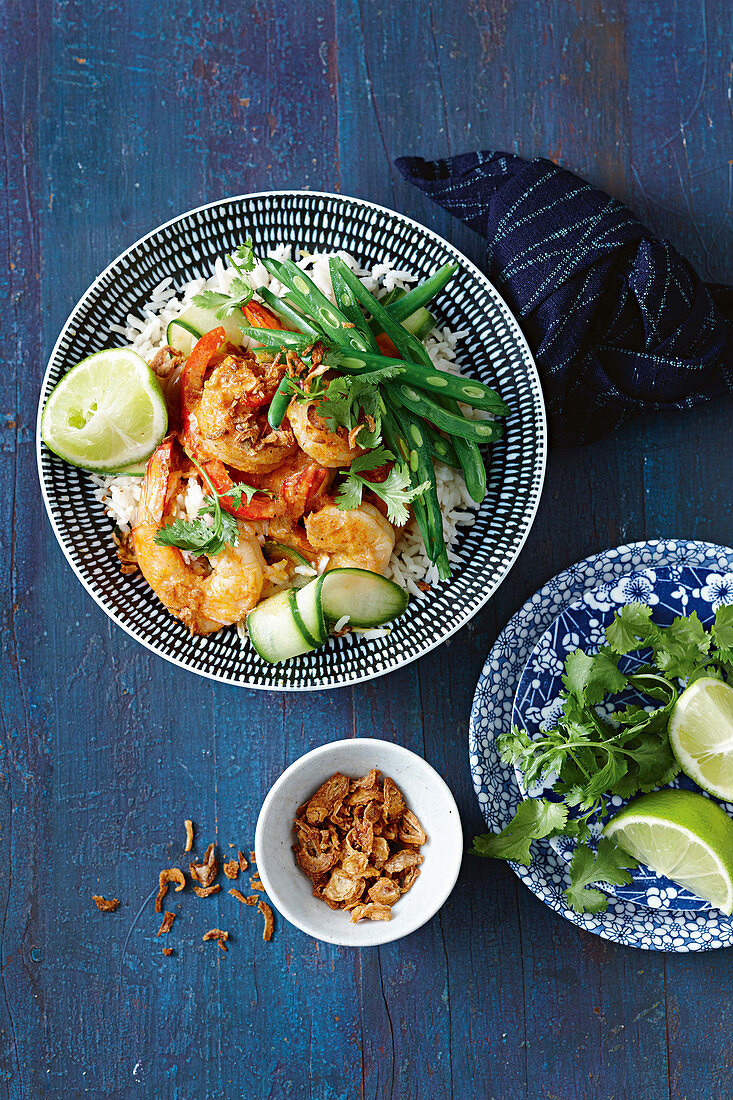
[
  {"xmin": 603, "ymin": 789, "xmax": 733, "ymax": 914},
  {"xmin": 669, "ymin": 677, "xmax": 733, "ymax": 800},
  {"xmin": 41, "ymin": 348, "xmax": 167, "ymax": 472}
]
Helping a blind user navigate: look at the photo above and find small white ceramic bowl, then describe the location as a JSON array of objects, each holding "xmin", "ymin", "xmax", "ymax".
[{"xmin": 255, "ymin": 738, "xmax": 463, "ymax": 946}]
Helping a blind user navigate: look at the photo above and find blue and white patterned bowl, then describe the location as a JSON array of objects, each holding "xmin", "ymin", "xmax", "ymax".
[
  {"xmin": 512, "ymin": 564, "xmax": 733, "ymax": 911},
  {"xmin": 37, "ymin": 192, "xmax": 546, "ymax": 691},
  {"xmin": 469, "ymin": 539, "xmax": 733, "ymax": 951}
]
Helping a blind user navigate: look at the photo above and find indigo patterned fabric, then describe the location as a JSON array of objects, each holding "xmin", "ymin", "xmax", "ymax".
[{"xmin": 396, "ymin": 151, "xmax": 732, "ymax": 445}]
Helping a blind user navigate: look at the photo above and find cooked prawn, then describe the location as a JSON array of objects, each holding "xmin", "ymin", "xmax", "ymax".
[
  {"xmin": 252, "ymin": 449, "xmax": 331, "ymax": 519},
  {"xmin": 132, "ymin": 439, "xmax": 265, "ymax": 634},
  {"xmin": 182, "ymin": 341, "xmax": 296, "ymax": 474},
  {"xmin": 304, "ymin": 503, "xmax": 396, "ymax": 574},
  {"xmin": 287, "ymin": 398, "xmax": 363, "ymax": 468}
]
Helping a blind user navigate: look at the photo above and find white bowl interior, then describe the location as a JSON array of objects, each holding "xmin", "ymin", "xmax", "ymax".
[{"xmin": 255, "ymin": 738, "xmax": 463, "ymax": 947}]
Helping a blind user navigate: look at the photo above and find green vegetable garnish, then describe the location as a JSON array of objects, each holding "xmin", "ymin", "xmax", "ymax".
[
  {"xmin": 335, "ymin": 447, "xmax": 429, "ymax": 526},
  {"xmin": 154, "ymin": 460, "xmax": 266, "ymax": 557},
  {"xmin": 563, "ymin": 839, "xmax": 638, "ymax": 914},
  {"xmin": 473, "ymin": 603, "xmax": 733, "ymax": 913},
  {"xmin": 192, "ymin": 238, "xmax": 257, "ymax": 319}
]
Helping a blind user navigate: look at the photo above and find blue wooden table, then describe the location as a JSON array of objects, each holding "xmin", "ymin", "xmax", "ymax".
[{"xmin": 3, "ymin": 1, "xmax": 732, "ymax": 1097}]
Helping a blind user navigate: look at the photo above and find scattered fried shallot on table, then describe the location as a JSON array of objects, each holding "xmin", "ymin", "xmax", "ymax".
[
  {"xmin": 258, "ymin": 900, "xmax": 275, "ymax": 941},
  {"xmin": 155, "ymin": 868, "xmax": 186, "ymax": 913},
  {"xmin": 91, "ymin": 822, "xmax": 274, "ymax": 954},
  {"xmin": 192, "ymin": 883, "xmax": 221, "ymax": 899},
  {"xmin": 190, "ymin": 843, "xmax": 218, "ymax": 888},
  {"xmin": 292, "ymin": 768, "xmax": 427, "ymax": 922},
  {"xmin": 92, "ymin": 895, "xmax": 120, "ymax": 912},
  {"xmin": 157, "ymin": 912, "xmax": 176, "ymax": 936},
  {"xmin": 203, "ymin": 928, "xmax": 229, "ymax": 952},
  {"xmin": 223, "ymin": 859, "xmax": 239, "ymax": 880},
  {"xmin": 229, "ymin": 888, "xmax": 258, "ymax": 907}
]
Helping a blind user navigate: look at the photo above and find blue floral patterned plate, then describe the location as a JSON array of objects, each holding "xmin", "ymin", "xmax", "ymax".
[
  {"xmin": 469, "ymin": 539, "xmax": 733, "ymax": 951},
  {"xmin": 512, "ymin": 564, "xmax": 733, "ymax": 912}
]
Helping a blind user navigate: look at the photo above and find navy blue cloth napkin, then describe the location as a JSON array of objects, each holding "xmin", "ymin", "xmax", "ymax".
[{"xmin": 396, "ymin": 151, "xmax": 732, "ymax": 445}]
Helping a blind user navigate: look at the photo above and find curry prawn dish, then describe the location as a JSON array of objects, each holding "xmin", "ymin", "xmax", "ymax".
[{"xmin": 40, "ymin": 241, "xmax": 510, "ymax": 663}]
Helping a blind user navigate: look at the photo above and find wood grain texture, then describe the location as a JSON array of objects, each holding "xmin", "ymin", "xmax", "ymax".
[{"xmin": 1, "ymin": 0, "xmax": 731, "ymax": 1096}]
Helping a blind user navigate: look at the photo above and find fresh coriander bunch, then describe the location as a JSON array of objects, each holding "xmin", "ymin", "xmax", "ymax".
[{"xmin": 473, "ymin": 602, "xmax": 733, "ymax": 914}]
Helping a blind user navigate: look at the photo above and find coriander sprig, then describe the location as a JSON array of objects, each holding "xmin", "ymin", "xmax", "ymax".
[
  {"xmin": 473, "ymin": 603, "xmax": 733, "ymax": 914},
  {"xmin": 283, "ymin": 365, "xmax": 403, "ymax": 449},
  {"xmin": 192, "ymin": 238, "xmax": 257, "ymax": 320},
  {"xmin": 154, "ymin": 459, "xmax": 266, "ymax": 558},
  {"xmin": 335, "ymin": 447, "xmax": 429, "ymax": 526}
]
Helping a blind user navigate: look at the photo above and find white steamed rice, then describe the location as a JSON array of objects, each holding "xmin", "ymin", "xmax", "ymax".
[{"xmin": 92, "ymin": 246, "xmax": 480, "ymax": 604}]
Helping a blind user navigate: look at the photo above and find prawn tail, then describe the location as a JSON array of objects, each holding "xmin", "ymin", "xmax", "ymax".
[{"xmin": 138, "ymin": 438, "xmax": 175, "ymax": 524}]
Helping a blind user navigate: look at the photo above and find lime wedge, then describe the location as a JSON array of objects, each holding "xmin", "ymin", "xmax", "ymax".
[
  {"xmin": 41, "ymin": 349, "xmax": 167, "ymax": 472},
  {"xmin": 669, "ymin": 677, "xmax": 733, "ymax": 800},
  {"xmin": 603, "ymin": 789, "xmax": 733, "ymax": 913}
]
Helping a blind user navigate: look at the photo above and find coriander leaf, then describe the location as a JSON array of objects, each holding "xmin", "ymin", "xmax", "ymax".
[
  {"xmin": 153, "ymin": 459, "xmax": 240, "ymax": 557},
  {"xmin": 315, "ymin": 378, "xmax": 353, "ymax": 432},
  {"xmin": 154, "ymin": 516, "xmax": 218, "ymax": 554},
  {"xmin": 369, "ymin": 465, "xmax": 430, "ymax": 525},
  {"xmin": 349, "ymin": 446, "xmax": 394, "ymax": 475},
  {"xmin": 563, "ymin": 647, "xmax": 626, "ymax": 705},
  {"xmin": 192, "ymin": 289, "xmax": 233, "ymax": 313},
  {"xmin": 651, "ymin": 611, "xmax": 711, "ymax": 680},
  {"xmin": 315, "ymin": 368, "xmax": 401, "ymax": 445},
  {"xmin": 610, "ymin": 732, "xmax": 680, "ymax": 798},
  {"xmin": 625, "ymin": 671, "xmax": 676, "ymax": 702},
  {"xmin": 561, "ymin": 650, "xmax": 596, "ymax": 703},
  {"xmin": 605, "ymin": 603, "xmax": 656, "ymax": 654},
  {"xmin": 154, "ymin": 508, "xmax": 237, "ymax": 557},
  {"xmin": 576, "ymin": 752, "xmax": 628, "ymax": 809},
  {"xmin": 564, "ymin": 838, "xmax": 637, "ymax": 914},
  {"xmin": 713, "ymin": 603, "xmax": 733, "ymax": 650},
  {"xmin": 336, "ymin": 448, "xmax": 428, "ymax": 524},
  {"xmin": 713, "ymin": 604, "xmax": 733, "ymax": 667},
  {"xmin": 229, "ymin": 238, "xmax": 255, "ymax": 272},
  {"xmin": 192, "ymin": 274, "xmax": 254, "ymax": 320},
  {"xmin": 472, "ymin": 799, "xmax": 568, "ymax": 864},
  {"xmin": 218, "ymin": 482, "xmax": 273, "ymax": 509},
  {"xmin": 334, "ymin": 476, "xmax": 364, "ymax": 513},
  {"xmin": 495, "ymin": 726, "xmax": 534, "ymax": 765},
  {"xmin": 347, "ymin": 364, "xmax": 403, "ymax": 388}
]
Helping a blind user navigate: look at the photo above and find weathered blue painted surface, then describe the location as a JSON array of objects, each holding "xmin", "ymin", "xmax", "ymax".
[{"xmin": 1, "ymin": 1, "xmax": 732, "ymax": 1096}]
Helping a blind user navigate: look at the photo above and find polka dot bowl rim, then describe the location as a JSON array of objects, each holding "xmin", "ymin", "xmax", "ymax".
[{"xmin": 36, "ymin": 191, "xmax": 547, "ymax": 691}]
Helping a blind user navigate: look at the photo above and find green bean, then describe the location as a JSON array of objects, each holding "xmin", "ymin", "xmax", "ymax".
[
  {"xmin": 255, "ymin": 286, "xmax": 321, "ymax": 338},
  {"xmin": 328, "ymin": 259, "xmax": 381, "ymax": 351},
  {"xmin": 380, "ymin": 404, "xmax": 438, "ymax": 564},
  {"xmin": 260, "ymin": 258, "xmax": 312, "ymax": 313},
  {"xmin": 330, "ymin": 258, "xmax": 434, "ymax": 367},
  {"xmin": 423, "ymin": 424, "xmax": 462, "ymax": 469},
  {"xmin": 434, "ymin": 391, "xmax": 488, "ymax": 501},
  {"xmin": 262, "ymin": 258, "xmax": 372, "ymax": 354},
  {"xmin": 239, "ymin": 327, "xmax": 317, "ymax": 351},
  {"xmin": 267, "ymin": 376, "xmax": 294, "ymax": 429},
  {"xmin": 389, "ymin": 383, "xmax": 503, "ymax": 443},
  {"xmin": 385, "ymin": 263, "xmax": 457, "ymax": 323},
  {"xmin": 387, "ymin": 396, "xmax": 450, "ymax": 579},
  {"xmin": 327, "ymin": 349, "xmax": 510, "ymax": 415}
]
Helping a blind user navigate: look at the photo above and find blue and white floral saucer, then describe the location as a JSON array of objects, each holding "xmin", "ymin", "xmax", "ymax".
[
  {"xmin": 469, "ymin": 539, "xmax": 733, "ymax": 951},
  {"xmin": 512, "ymin": 563, "xmax": 733, "ymax": 912}
]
